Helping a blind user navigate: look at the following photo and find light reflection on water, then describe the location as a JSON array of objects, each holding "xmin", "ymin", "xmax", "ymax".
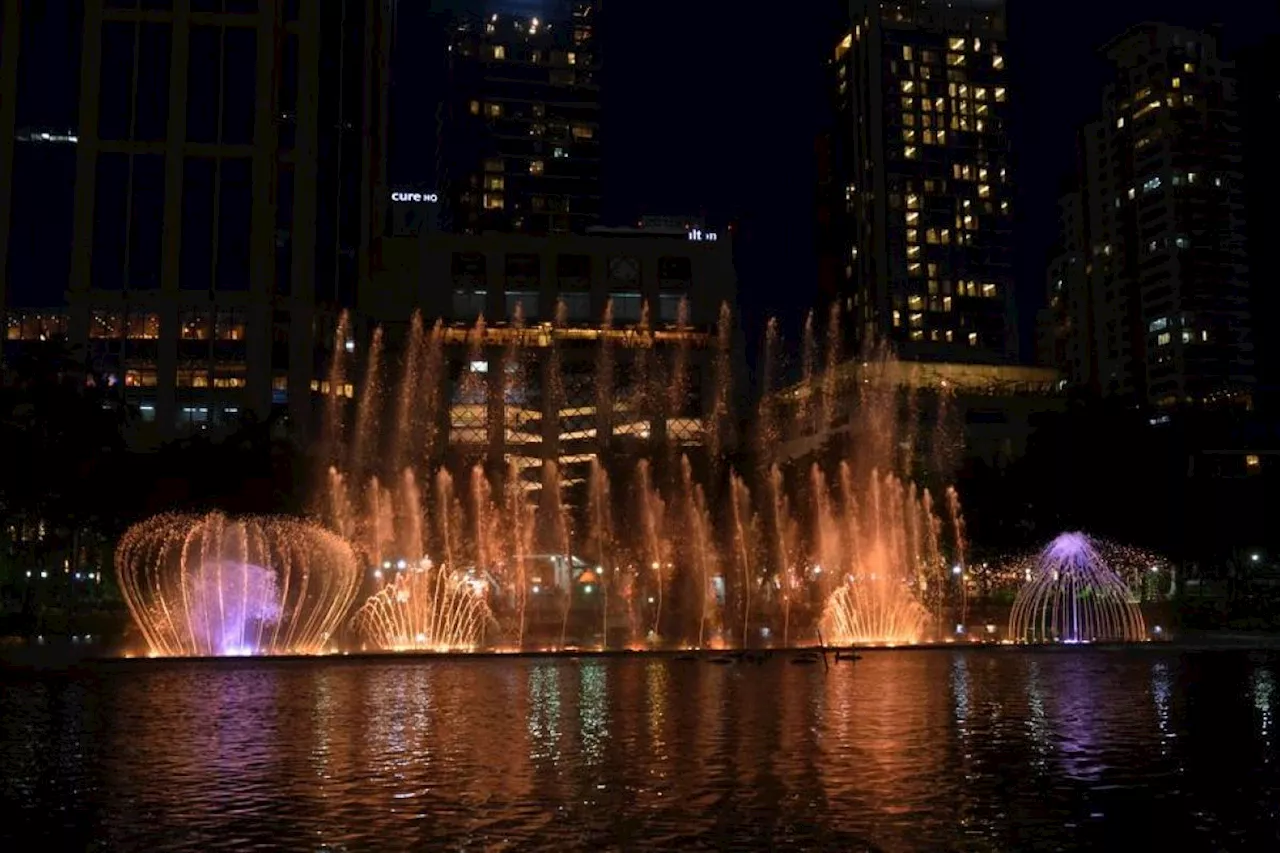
[{"xmin": 2, "ymin": 649, "xmax": 1279, "ymax": 851}]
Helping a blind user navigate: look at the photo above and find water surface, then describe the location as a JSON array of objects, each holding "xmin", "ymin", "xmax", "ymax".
[{"xmin": 3, "ymin": 649, "xmax": 1278, "ymax": 851}]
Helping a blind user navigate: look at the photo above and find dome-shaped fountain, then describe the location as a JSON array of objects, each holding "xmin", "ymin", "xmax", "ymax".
[
  {"xmin": 116, "ymin": 512, "xmax": 361, "ymax": 657},
  {"xmin": 1008, "ymin": 532, "xmax": 1146, "ymax": 644},
  {"xmin": 354, "ymin": 560, "xmax": 493, "ymax": 651}
]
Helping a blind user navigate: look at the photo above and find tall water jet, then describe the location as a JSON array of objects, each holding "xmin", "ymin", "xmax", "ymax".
[
  {"xmin": 1009, "ymin": 533, "xmax": 1146, "ymax": 644},
  {"xmin": 767, "ymin": 464, "xmax": 801, "ymax": 646},
  {"xmin": 391, "ymin": 312, "xmax": 426, "ymax": 475},
  {"xmin": 682, "ymin": 455, "xmax": 717, "ymax": 647},
  {"xmin": 707, "ymin": 302, "xmax": 733, "ymax": 465},
  {"xmin": 819, "ymin": 301, "xmax": 842, "ymax": 434},
  {"xmin": 637, "ymin": 459, "xmax": 668, "ymax": 642},
  {"xmin": 800, "ymin": 311, "xmax": 817, "ymax": 434},
  {"xmin": 349, "ymin": 325, "xmax": 384, "ymax": 481},
  {"xmin": 729, "ymin": 474, "xmax": 756, "ymax": 648},
  {"xmin": 505, "ymin": 458, "xmax": 533, "ymax": 648},
  {"xmin": 756, "ymin": 317, "xmax": 781, "ymax": 466},
  {"xmin": 588, "ymin": 458, "xmax": 613, "ymax": 647},
  {"xmin": 355, "ymin": 560, "xmax": 492, "ymax": 651},
  {"xmin": 319, "ymin": 310, "xmax": 352, "ymax": 476},
  {"xmin": 116, "ymin": 513, "xmax": 360, "ymax": 657}
]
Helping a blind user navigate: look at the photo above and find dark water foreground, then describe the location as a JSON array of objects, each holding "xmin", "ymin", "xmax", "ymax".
[{"xmin": 2, "ymin": 648, "xmax": 1279, "ymax": 851}]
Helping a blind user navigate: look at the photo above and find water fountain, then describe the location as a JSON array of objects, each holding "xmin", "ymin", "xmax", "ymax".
[
  {"xmin": 1008, "ymin": 532, "xmax": 1147, "ymax": 644},
  {"xmin": 116, "ymin": 512, "xmax": 361, "ymax": 657},
  {"xmin": 354, "ymin": 560, "xmax": 493, "ymax": 651},
  {"xmin": 312, "ymin": 302, "xmax": 968, "ymax": 652}
]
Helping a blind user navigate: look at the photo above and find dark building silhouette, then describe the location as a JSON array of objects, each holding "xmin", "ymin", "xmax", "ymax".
[
  {"xmin": 1, "ymin": 0, "xmax": 391, "ymax": 437},
  {"xmin": 437, "ymin": 1, "xmax": 601, "ymax": 235},
  {"xmin": 1238, "ymin": 36, "xmax": 1280, "ymax": 413},
  {"xmin": 1042, "ymin": 23, "xmax": 1253, "ymax": 408}
]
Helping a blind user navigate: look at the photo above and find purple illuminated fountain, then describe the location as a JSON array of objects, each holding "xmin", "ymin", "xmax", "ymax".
[
  {"xmin": 116, "ymin": 512, "xmax": 361, "ymax": 657},
  {"xmin": 1008, "ymin": 532, "xmax": 1146, "ymax": 644}
]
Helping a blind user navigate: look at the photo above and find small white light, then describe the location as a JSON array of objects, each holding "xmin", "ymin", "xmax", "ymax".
[
  {"xmin": 532, "ymin": 585, "xmax": 541, "ymax": 594},
  {"xmin": 952, "ymin": 565, "xmax": 962, "ymax": 576},
  {"xmin": 396, "ymin": 559, "xmax": 407, "ymax": 570},
  {"xmin": 583, "ymin": 584, "xmax": 593, "ymax": 594},
  {"xmin": 344, "ymin": 339, "xmax": 355, "ymax": 352}
]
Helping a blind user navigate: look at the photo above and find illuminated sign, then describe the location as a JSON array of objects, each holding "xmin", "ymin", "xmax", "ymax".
[
  {"xmin": 391, "ymin": 190, "xmax": 439, "ymax": 203},
  {"xmin": 687, "ymin": 228, "xmax": 718, "ymax": 242}
]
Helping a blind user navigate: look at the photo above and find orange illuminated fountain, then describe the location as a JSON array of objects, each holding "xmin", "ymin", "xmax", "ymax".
[
  {"xmin": 116, "ymin": 512, "xmax": 360, "ymax": 657},
  {"xmin": 310, "ymin": 301, "xmax": 966, "ymax": 652},
  {"xmin": 354, "ymin": 559, "xmax": 493, "ymax": 651}
]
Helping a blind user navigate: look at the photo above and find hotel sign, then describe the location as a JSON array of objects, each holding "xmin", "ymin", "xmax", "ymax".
[{"xmin": 391, "ymin": 190, "xmax": 439, "ymax": 203}]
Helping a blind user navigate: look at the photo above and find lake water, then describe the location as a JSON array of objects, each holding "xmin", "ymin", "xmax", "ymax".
[{"xmin": 2, "ymin": 648, "xmax": 1278, "ymax": 851}]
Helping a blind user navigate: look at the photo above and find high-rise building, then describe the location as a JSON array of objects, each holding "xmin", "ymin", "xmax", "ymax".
[
  {"xmin": 438, "ymin": 1, "xmax": 601, "ymax": 235},
  {"xmin": 1043, "ymin": 23, "xmax": 1254, "ymax": 407},
  {"xmin": 828, "ymin": 0, "xmax": 1016, "ymax": 362},
  {"xmin": 1, "ymin": 0, "xmax": 391, "ymax": 437},
  {"xmin": 1237, "ymin": 36, "xmax": 1280, "ymax": 412}
]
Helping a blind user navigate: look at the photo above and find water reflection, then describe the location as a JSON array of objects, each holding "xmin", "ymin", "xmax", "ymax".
[{"xmin": 3, "ymin": 650, "xmax": 1280, "ymax": 851}]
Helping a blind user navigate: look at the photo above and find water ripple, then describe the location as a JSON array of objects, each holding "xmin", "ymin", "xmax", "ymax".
[{"xmin": 2, "ymin": 650, "xmax": 1279, "ymax": 851}]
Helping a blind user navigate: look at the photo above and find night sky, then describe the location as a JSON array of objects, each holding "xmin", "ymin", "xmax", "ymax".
[{"xmin": 391, "ymin": 1, "xmax": 1280, "ymax": 365}]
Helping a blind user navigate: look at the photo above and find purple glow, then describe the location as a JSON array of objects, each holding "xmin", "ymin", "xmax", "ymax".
[{"xmin": 1009, "ymin": 532, "xmax": 1146, "ymax": 644}]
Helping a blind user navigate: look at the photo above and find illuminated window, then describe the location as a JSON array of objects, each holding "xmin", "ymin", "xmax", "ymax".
[
  {"xmin": 906, "ymin": 193, "xmax": 920, "ymax": 209},
  {"xmin": 215, "ymin": 309, "xmax": 245, "ymax": 340},
  {"xmin": 126, "ymin": 312, "xmax": 161, "ymax": 340},
  {"xmin": 945, "ymin": 330, "xmax": 954, "ymax": 342},
  {"xmin": 904, "ymin": 145, "xmax": 918, "ymax": 160},
  {"xmin": 968, "ymin": 332, "xmax": 978, "ymax": 346},
  {"xmin": 908, "ymin": 295, "xmax": 924, "ymax": 310},
  {"xmin": 973, "ymin": 38, "xmax": 982, "ymax": 51},
  {"xmin": 992, "ymin": 54, "xmax": 1004, "ymax": 70},
  {"xmin": 926, "ymin": 228, "xmax": 939, "ymax": 244},
  {"xmin": 909, "ymin": 312, "xmax": 924, "ymax": 328},
  {"xmin": 1247, "ymin": 454, "xmax": 1261, "ymax": 469},
  {"xmin": 901, "ymin": 80, "xmax": 915, "ymax": 94},
  {"xmin": 942, "ymin": 296, "xmax": 953, "ymax": 312},
  {"xmin": 940, "ymin": 229, "xmax": 951, "ymax": 245},
  {"xmin": 484, "ymin": 175, "xmax": 505, "ymax": 191},
  {"xmin": 893, "ymin": 310, "xmax": 902, "ymax": 327},
  {"xmin": 975, "ymin": 87, "xmax": 987, "ymax": 101},
  {"xmin": 469, "ymin": 100, "xmax": 481, "ymax": 115},
  {"xmin": 571, "ymin": 124, "xmax": 594, "ymax": 140},
  {"xmin": 907, "ymin": 244, "xmax": 921, "ymax": 259},
  {"xmin": 981, "ymin": 283, "xmax": 997, "ymax": 298},
  {"xmin": 1157, "ymin": 331, "xmax": 1171, "ymax": 346},
  {"xmin": 902, "ymin": 45, "xmax": 913, "ymax": 61},
  {"xmin": 947, "ymin": 53, "xmax": 965, "ymax": 67},
  {"xmin": 923, "ymin": 130, "xmax": 935, "ymax": 144},
  {"xmin": 1184, "ymin": 62, "xmax": 1195, "ymax": 74},
  {"xmin": 492, "ymin": 45, "xmax": 506, "ymax": 60},
  {"xmin": 1171, "ymin": 77, "xmax": 1181, "ymax": 89},
  {"xmin": 485, "ymin": 102, "xmax": 502, "ymax": 118},
  {"xmin": 908, "ymin": 262, "xmax": 922, "ymax": 276},
  {"xmin": 936, "ymin": 130, "xmax": 947, "ymax": 145},
  {"xmin": 567, "ymin": 51, "xmax": 577, "ymax": 65},
  {"xmin": 902, "ymin": 127, "xmax": 916, "ymax": 143},
  {"xmin": 483, "ymin": 193, "xmax": 504, "ymax": 210},
  {"xmin": 906, "ymin": 211, "xmax": 919, "ymax": 225},
  {"xmin": 903, "ymin": 112, "xmax": 916, "ymax": 126},
  {"xmin": 994, "ymin": 87, "xmax": 1006, "ymax": 102},
  {"xmin": 910, "ymin": 330, "xmax": 924, "ymax": 342},
  {"xmin": 948, "ymin": 37, "xmax": 965, "ymax": 51},
  {"xmin": 530, "ymin": 159, "xmax": 544, "ymax": 175}
]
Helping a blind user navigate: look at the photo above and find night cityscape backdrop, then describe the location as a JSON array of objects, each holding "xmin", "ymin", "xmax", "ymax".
[{"xmin": 6, "ymin": 2, "xmax": 1280, "ymax": 850}]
